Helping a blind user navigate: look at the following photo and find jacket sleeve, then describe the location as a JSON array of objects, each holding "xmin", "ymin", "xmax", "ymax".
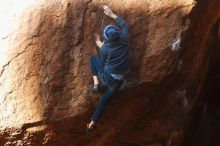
[{"xmin": 115, "ymin": 16, "xmax": 129, "ymax": 43}]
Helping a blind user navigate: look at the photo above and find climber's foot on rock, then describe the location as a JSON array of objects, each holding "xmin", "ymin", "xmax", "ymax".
[
  {"xmin": 87, "ymin": 121, "xmax": 95, "ymax": 131},
  {"xmin": 92, "ymin": 84, "xmax": 99, "ymax": 92},
  {"xmin": 88, "ymin": 84, "xmax": 99, "ymax": 92}
]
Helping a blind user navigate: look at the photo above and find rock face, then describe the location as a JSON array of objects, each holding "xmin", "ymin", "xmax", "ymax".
[{"xmin": 0, "ymin": 0, "xmax": 219, "ymax": 145}]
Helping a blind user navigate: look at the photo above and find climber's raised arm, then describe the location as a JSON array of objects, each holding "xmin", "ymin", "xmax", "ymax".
[{"xmin": 103, "ymin": 6, "xmax": 129, "ymax": 43}]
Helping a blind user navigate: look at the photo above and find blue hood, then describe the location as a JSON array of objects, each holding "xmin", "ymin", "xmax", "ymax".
[{"xmin": 103, "ymin": 25, "xmax": 120, "ymax": 41}]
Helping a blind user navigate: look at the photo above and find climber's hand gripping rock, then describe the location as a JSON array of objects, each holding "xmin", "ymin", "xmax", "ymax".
[{"xmin": 103, "ymin": 6, "xmax": 117, "ymax": 19}]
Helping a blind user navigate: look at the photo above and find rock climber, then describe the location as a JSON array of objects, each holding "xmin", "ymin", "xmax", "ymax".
[{"xmin": 87, "ymin": 6, "xmax": 131, "ymax": 130}]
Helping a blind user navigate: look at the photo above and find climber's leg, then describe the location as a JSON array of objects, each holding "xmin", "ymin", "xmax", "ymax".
[
  {"xmin": 87, "ymin": 77, "xmax": 123, "ymax": 130},
  {"xmin": 91, "ymin": 87, "xmax": 115, "ymax": 123},
  {"xmin": 90, "ymin": 54, "xmax": 103, "ymax": 90}
]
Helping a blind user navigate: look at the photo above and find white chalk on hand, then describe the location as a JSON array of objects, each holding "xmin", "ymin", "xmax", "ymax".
[{"xmin": 103, "ymin": 6, "xmax": 109, "ymax": 10}]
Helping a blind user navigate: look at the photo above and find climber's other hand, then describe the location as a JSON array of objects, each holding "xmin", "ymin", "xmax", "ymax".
[{"xmin": 95, "ymin": 39, "xmax": 103, "ymax": 48}]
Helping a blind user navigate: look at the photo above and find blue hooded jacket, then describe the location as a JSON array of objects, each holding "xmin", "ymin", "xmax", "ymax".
[{"xmin": 100, "ymin": 17, "xmax": 131, "ymax": 75}]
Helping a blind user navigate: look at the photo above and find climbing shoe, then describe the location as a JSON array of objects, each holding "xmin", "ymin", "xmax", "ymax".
[
  {"xmin": 92, "ymin": 84, "xmax": 99, "ymax": 92},
  {"xmin": 88, "ymin": 84, "xmax": 99, "ymax": 92}
]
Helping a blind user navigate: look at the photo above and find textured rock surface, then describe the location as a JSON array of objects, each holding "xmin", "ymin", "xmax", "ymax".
[
  {"xmin": 0, "ymin": 0, "xmax": 219, "ymax": 145},
  {"xmin": 0, "ymin": 0, "xmax": 194, "ymax": 128}
]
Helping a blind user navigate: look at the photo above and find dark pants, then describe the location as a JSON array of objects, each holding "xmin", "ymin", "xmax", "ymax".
[{"xmin": 90, "ymin": 54, "xmax": 123, "ymax": 123}]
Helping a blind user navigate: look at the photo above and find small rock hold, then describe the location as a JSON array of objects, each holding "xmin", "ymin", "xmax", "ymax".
[{"xmin": 171, "ymin": 38, "xmax": 181, "ymax": 51}]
